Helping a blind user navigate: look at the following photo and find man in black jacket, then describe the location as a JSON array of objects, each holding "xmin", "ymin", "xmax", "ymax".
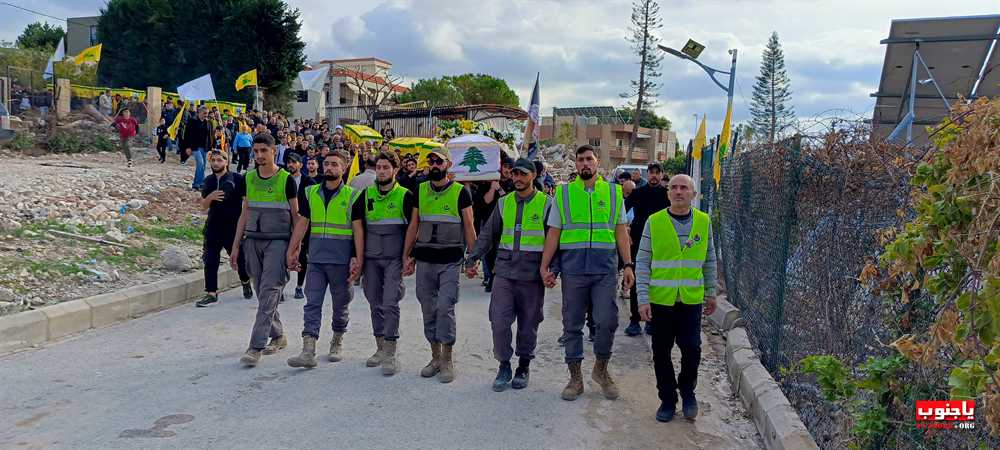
[
  {"xmin": 623, "ymin": 162, "xmax": 670, "ymax": 336},
  {"xmin": 196, "ymin": 151, "xmax": 254, "ymax": 307},
  {"xmin": 183, "ymin": 107, "xmax": 213, "ymax": 190}
]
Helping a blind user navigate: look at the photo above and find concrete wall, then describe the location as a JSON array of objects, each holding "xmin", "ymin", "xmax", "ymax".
[{"xmin": 66, "ymin": 16, "xmax": 101, "ymax": 56}]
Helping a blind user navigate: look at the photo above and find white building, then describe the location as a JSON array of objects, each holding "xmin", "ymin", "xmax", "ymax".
[{"xmin": 291, "ymin": 57, "xmax": 409, "ymax": 122}]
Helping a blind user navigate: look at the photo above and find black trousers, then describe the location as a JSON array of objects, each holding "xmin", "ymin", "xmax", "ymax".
[
  {"xmin": 202, "ymin": 232, "xmax": 250, "ymax": 293},
  {"xmin": 296, "ymin": 238, "xmax": 308, "ymax": 287},
  {"xmin": 628, "ymin": 240, "xmax": 641, "ymax": 323},
  {"xmin": 651, "ymin": 302, "xmax": 702, "ymax": 407},
  {"xmin": 156, "ymin": 138, "xmax": 168, "ymax": 162},
  {"xmin": 236, "ymin": 146, "xmax": 251, "ymax": 173}
]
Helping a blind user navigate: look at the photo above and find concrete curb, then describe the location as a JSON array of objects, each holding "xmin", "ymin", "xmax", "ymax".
[
  {"xmin": 713, "ymin": 294, "xmax": 819, "ymax": 450},
  {"xmin": 0, "ymin": 267, "xmax": 240, "ymax": 355}
]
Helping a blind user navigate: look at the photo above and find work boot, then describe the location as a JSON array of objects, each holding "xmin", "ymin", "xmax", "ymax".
[
  {"xmin": 682, "ymin": 393, "xmax": 699, "ymax": 420},
  {"xmin": 656, "ymin": 402, "xmax": 676, "ymax": 423},
  {"xmin": 561, "ymin": 361, "xmax": 584, "ymax": 401},
  {"xmin": 420, "ymin": 342, "xmax": 441, "ymax": 377},
  {"xmin": 438, "ymin": 344, "xmax": 455, "ymax": 383},
  {"xmin": 492, "ymin": 361, "xmax": 513, "ymax": 392},
  {"xmin": 624, "ymin": 321, "xmax": 641, "ymax": 337},
  {"xmin": 294, "ymin": 287, "xmax": 304, "ymax": 299},
  {"xmin": 287, "ymin": 336, "xmax": 317, "ymax": 368},
  {"xmin": 327, "ymin": 332, "xmax": 345, "ymax": 362},
  {"xmin": 262, "ymin": 335, "xmax": 287, "ymax": 355},
  {"xmin": 241, "ymin": 281, "xmax": 254, "ymax": 299},
  {"xmin": 592, "ymin": 358, "xmax": 620, "ymax": 400},
  {"xmin": 381, "ymin": 340, "xmax": 398, "ymax": 376},
  {"xmin": 366, "ymin": 336, "xmax": 385, "ymax": 367},
  {"xmin": 512, "ymin": 357, "xmax": 531, "ymax": 390},
  {"xmin": 195, "ymin": 294, "xmax": 218, "ymax": 307},
  {"xmin": 240, "ymin": 348, "xmax": 261, "ymax": 367}
]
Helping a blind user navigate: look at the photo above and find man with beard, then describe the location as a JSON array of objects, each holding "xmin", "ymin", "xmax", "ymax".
[
  {"xmin": 183, "ymin": 107, "xmax": 212, "ymax": 190},
  {"xmin": 465, "ymin": 158, "xmax": 551, "ymax": 392},
  {"xmin": 540, "ymin": 144, "xmax": 634, "ymax": 401},
  {"xmin": 285, "ymin": 151, "xmax": 366, "ymax": 369},
  {"xmin": 624, "ymin": 162, "xmax": 670, "ymax": 337},
  {"xmin": 230, "ymin": 134, "xmax": 300, "ymax": 367},
  {"xmin": 636, "ymin": 174, "xmax": 717, "ymax": 422},
  {"xmin": 359, "ymin": 151, "xmax": 415, "ymax": 376},
  {"xmin": 195, "ymin": 150, "xmax": 253, "ymax": 307},
  {"xmin": 285, "ymin": 153, "xmax": 308, "ymax": 299},
  {"xmin": 402, "ymin": 149, "xmax": 477, "ymax": 383}
]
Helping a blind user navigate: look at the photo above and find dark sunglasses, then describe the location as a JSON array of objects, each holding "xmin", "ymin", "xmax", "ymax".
[{"xmin": 427, "ymin": 158, "xmax": 446, "ymax": 166}]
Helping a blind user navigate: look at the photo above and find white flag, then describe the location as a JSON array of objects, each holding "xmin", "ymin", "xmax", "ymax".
[
  {"xmin": 43, "ymin": 38, "xmax": 66, "ymax": 80},
  {"xmin": 297, "ymin": 66, "xmax": 329, "ymax": 92},
  {"xmin": 177, "ymin": 74, "xmax": 217, "ymax": 101}
]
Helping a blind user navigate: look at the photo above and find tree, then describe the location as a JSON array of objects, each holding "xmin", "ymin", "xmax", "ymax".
[
  {"xmin": 749, "ymin": 31, "xmax": 795, "ymax": 147},
  {"xmin": 16, "ymin": 22, "xmax": 64, "ymax": 51},
  {"xmin": 661, "ymin": 152, "xmax": 686, "ymax": 175},
  {"xmin": 97, "ymin": 0, "xmax": 305, "ymax": 113},
  {"xmin": 458, "ymin": 146, "xmax": 488, "ymax": 172},
  {"xmin": 340, "ymin": 63, "xmax": 403, "ymax": 127},
  {"xmin": 394, "ymin": 77, "xmax": 463, "ymax": 107},
  {"xmin": 617, "ymin": 107, "xmax": 670, "ymax": 130},
  {"xmin": 621, "ymin": 0, "xmax": 663, "ymax": 163},
  {"xmin": 555, "ymin": 123, "xmax": 575, "ymax": 147},
  {"xmin": 394, "ymin": 73, "xmax": 519, "ymax": 107}
]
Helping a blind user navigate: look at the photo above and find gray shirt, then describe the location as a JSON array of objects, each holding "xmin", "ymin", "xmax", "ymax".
[
  {"xmin": 349, "ymin": 169, "xmax": 376, "ymax": 192},
  {"xmin": 636, "ymin": 210, "xmax": 717, "ymax": 305},
  {"xmin": 468, "ymin": 191, "xmax": 552, "ymax": 282}
]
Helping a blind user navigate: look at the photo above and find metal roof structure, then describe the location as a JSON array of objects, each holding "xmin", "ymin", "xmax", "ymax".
[
  {"xmin": 871, "ymin": 14, "xmax": 1000, "ymax": 145},
  {"xmin": 552, "ymin": 106, "xmax": 624, "ymax": 124}
]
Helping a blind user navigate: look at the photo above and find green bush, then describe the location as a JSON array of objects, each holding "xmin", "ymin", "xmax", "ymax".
[
  {"xmin": 46, "ymin": 128, "xmax": 117, "ymax": 154},
  {"xmin": 4, "ymin": 130, "xmax": 36, "ymax": 152}
]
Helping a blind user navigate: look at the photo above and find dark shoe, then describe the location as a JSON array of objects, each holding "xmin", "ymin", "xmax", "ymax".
[
  {"xmin": 512, "ymin": 365, "xmax": 530, "ymax": 389},
  {"xmin": 241, "ymin": 282, "xmax": 253, "ymax": 299},
  {"xmin": 294, "ymin": 287, "xmax": 304, "ymax": 299},
  {"xmin": 624, "ymin": 321, "xmax": 641, "ymax": 337},
  {"xmin": 645, "ymin": 322, "xmax": 654, "ymax": 336},
  {"xmin": 656, "ymin": 403, "xmax": 676, "ymax": 422},
  {"xmin": 492, "ymin": 362, "xmax": 512, "ymax": 392},
  {"xmin": 195, "ymin": 294, "xmax": 218, "ymax": 307},
  {"xmin": 682, "ymin": 394, "xmax": 698, "ymax": 420},
  {"xmin": 484, "ymin": 283, "xmax": 492, "ymax": 293}
]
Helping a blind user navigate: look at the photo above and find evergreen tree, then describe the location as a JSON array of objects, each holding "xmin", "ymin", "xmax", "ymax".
[
  {"xmin": 16, "ymin": 22, "xmax": 64, "ymax": 51},
  {"xmin": 749, "ymin": 31, "xmax": 795, "ymax": 146},
  {"xmin": 621, "ymin": 0, "xmax": 663, "ymax": 163},
  {"xmin": 458, "ymin": 146, "xmax": 487, "ymax": 172}
]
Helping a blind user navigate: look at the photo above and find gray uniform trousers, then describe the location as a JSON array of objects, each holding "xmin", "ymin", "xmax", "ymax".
[
  {"xmin": 244, "ymin": 238, "xmax": 288, "ymax": 350},
  {"xmin": 490, "ymin": 276, "xmax": 545, "ymax": 362},
  {"xmin": 561, "ymin": 273, "xmax": 619, "ymax": 362},
  {"xmin": 415, "ymin": 260, "xmax": 462, "ymax": 345},
  {"xmin": 362, "ymin": 258, "xmax": 405, "ymax": 340},
  {"xmin": 301, "ymin": 263, "xmax": 353, "ymax": 338}
]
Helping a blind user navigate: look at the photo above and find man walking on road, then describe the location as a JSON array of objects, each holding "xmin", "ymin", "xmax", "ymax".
[
  {"xmin": 113, "ymin": 109, "xmax": 139, "ymax": 168},
  {"xmin": 360, "ymin": 151, "xmax": 414, "ymax": 376},
  {"xmin": 466, "ymin": 158, "xmax": 551, "ymax": 392},
  {"xmin": 230, "ymin": 134, "xmax": 299, "ymax": 367},
  {"xmin": 285, "ymin": 151, "xmax": 365, "ymax": 369},
  {"xmin": 196, "ymin": 151, "xmax": 253, "ymax": 307},
  {"xmin": 540, "ymin": 145, "xmax": 634, "ymax": 401},
  {"xmin": 636, "ymin": 174, "xmax": 717, "ymax": 423},
  {"xmin": 624, "ymin": 162, "xmax": 670, "ymax": 337},
  {"xmin": 402, "ymin": 149, "xmax": 477, "ymax": 383}
]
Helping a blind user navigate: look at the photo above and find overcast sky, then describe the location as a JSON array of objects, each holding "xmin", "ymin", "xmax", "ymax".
[{"xmin": 2, "ymin": 0, "xmax": 997, "ymax": 142}]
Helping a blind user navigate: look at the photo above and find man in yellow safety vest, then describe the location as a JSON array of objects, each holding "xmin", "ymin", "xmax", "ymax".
[{"xmin": 636, "ymin": 174, "xmax": 718, "ymax": 423}]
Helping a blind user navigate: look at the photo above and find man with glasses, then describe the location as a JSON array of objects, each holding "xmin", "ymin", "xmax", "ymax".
[{"xmin": 402, "ymin": 149, "xmax": 477, "ymax": 383}]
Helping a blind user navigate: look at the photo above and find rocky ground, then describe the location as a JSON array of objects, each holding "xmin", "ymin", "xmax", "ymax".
[{"xmin": 0, "ymin": 145, "xmax": 207, "ymax": 316}]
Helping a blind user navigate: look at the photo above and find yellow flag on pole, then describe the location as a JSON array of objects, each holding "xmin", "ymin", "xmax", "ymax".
[
  {"xmin": 235, "ymin": 69, "xmax": 258, "ymax": 91},
  {"xmin": 347, "ymin": 149, "xmax": 360, "ymax": 182},
  {"xmin": 714, "ymin": 102, "xmax": 733, "ymax": 188},
  {"xmin": 692, "ymin": 115, "xmax": 707, "ymax": 160},
  {"xmin": 74, "ymin": 44, "xmax": 102, "ymax": 65},
  {"xmin": 167, "ymin": 100, "xmax": 188, "ymax": 140}
]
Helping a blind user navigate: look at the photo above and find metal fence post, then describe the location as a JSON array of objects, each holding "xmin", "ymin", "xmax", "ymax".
[{"xmin": 770, "ymin": 135, "xmax": 803, "ymax": 373}]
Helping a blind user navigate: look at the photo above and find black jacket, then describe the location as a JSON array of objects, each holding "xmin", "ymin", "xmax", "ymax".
[{"xmin": 182, "ymin": 117, "xmax": 212, "ymax": 151}]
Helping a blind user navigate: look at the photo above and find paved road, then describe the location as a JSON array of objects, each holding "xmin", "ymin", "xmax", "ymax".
[{"xmin": 1, "ymin": 275, "xmax": 760, "ymax": 449}]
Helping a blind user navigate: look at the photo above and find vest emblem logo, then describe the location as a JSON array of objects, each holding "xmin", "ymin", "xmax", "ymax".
[
  {"xmin": 443, "ymin": 204, "xmax": 451, "ymax": 212},
  {"xmin": 387, "ymin": 202, "xmax": 396, "ymax": 210},
  {"xmin": 597, "ymin": 200, "xmax": 606, "ymax": 208},
  {"xmin": 530, "ymin": 213, "xmax": 540, "ymax": 223}
]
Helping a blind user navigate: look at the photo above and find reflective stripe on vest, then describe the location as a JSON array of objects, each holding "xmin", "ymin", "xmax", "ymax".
[
  {"xmin": 365, "ymin": 183, "xmax": 409, "ymax": 228},
  {"xmin": 555, "ymin": 177, "xmax": 619, "ymax": 249},
  {"xmin": 498, "ymin": 191, "xmax": 547, "ymax": 252},
  {"xmin": 307, "ymin": 183, "xmax": 358, "ymax": 240},
  {"xmin": 648, "ymin": 208, "xmax": 710, "ymax": 306}
]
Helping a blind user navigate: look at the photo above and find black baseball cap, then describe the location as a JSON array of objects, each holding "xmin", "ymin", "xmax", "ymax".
[
  {"xmin": 647, "ymin": 162, "xmax": 663, "ymax": 172},
  {"xmin": 286, "ymin": 153, "xmax": 302, "ymax": 163},
  {"xmin": 512, "ymin": 157, "xmax": 536, "ymax": 174}
]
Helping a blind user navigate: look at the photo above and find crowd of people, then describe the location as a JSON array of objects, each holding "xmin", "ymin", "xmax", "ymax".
[{"xmin": 188, "ymin": 113, "xmax": 718, "ymax": 423}]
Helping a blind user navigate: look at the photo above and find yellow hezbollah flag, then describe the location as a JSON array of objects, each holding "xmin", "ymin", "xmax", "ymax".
[
  {"xmin": 714, "ymin": 102, "xmax": 733, "ymax": 188},
  {"xmin": 74, "ymin": 44, "xmax": 102, "ymax": 65},
  {"xmin": 347, "ymin": 149, "xmax": 361, "ymax": 182},
  {"xmin": 167, "ymin": 100, "xmax": 188, "ymax": 140},
  {"xmin": 235, "ymin": 69, "xmax": 257, "ymax": 91},
  {"xmin": 692, "ymin": 115, "xmax": 707, "ymax": 160}
]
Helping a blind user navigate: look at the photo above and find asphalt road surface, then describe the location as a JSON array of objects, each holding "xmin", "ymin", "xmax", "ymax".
[{"xmin": 1, "ymin": 274, "xmax": 761, "ymax": 449}]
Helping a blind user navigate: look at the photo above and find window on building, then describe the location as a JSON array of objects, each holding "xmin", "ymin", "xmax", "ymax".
[
  {"xmin": 89, "ymin": 26, "xmax": 98, "ymax": 45},
  {"xmin": 616, "ymin": 138, "xmax": 624, "ymax": 149},
  {"xmin": 588, "ymin": 138, "xmax": 601, "ymax": 148},
  {"xmin": 296, "ymin": 90, "xmax": 309, "ymax": 103}
]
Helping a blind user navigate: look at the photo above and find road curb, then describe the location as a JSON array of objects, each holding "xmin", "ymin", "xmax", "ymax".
[
  {"xmin": 0, "ymin": 267, "xmax": 239, "ymax": 355},
  {"xmin": 712, "ymin": 295, "xmax": 819, "ymax": 450}
]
